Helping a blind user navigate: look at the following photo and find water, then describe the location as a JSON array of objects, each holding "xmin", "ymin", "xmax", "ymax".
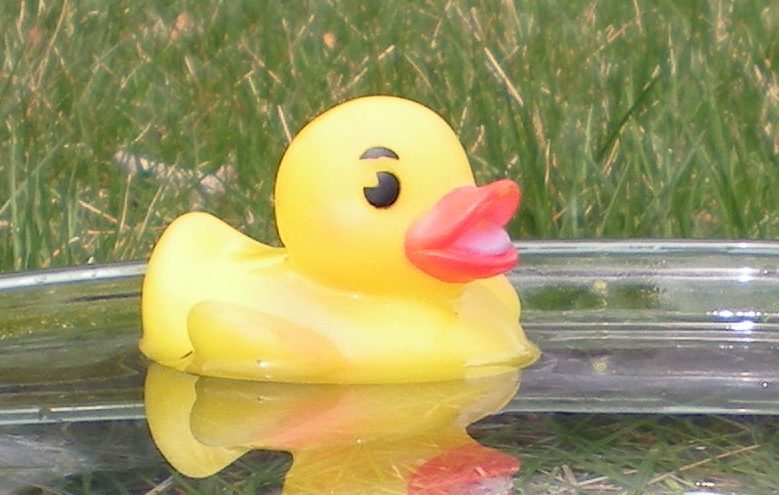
[
  {"xmin": 512, "ymin": 241, "xmax": 779, "ymax": 416},
  {"xmin": 1, "ymin": 242, "xmax": 778, "ymax": 493}
]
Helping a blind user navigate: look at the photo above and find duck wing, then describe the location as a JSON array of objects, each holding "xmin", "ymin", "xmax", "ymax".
[
  {"xmin": 141, "ymin": 212, "xmax": 284, "ymax": 365},
  {"xmin": 186, "ymin": 301, "xmax": 346, "ymax": 382}
]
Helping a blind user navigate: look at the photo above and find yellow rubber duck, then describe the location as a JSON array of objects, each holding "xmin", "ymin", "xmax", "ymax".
[{"xmin": 140, "ymin": 95, "xmax": 539, "ymax": 383}]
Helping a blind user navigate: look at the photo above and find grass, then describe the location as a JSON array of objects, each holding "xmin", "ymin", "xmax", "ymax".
[
  {"xmin": 16, "ymin": 415, "xmax": 779, "ymax": 494},
  {"xmin": 474, "ymin": 414, "xmax": 779, "ymax": 494},
  {"xmin": 1, "ymin": 1, "xmax": 778, "ymax": 494},
  {"xmin": 1, "ymin": 1, "xmax": 778, "ymax": 271}
]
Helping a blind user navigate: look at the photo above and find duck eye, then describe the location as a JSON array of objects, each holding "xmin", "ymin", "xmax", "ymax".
[
  {"xmin": 360, "ymin": 147, "xmax": 399, "ymax": 160},
  {"xmin": 364, "ymin": 171, "xmax": 400, "ymax": 208}
]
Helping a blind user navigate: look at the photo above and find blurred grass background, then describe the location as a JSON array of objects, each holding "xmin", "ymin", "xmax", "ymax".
[{"xmin": 1, "ymin": 0, "xmax": 777, "ymax": 272}]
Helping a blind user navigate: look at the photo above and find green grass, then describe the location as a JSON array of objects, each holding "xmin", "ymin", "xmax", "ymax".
[
  {"xmin": 474, "ymin": 414, "xmax": 779, "ymax": 495},
  {"xmin": 2, "ymin": 1, "xmax": 778, "ymax": 494},
  {"xmin": 1, "ymin": 0, "xmax": 778, "ymax": 271},
  {"xmin": 22, "ymin": 415, "xmax": 779, "ymax": 495}
]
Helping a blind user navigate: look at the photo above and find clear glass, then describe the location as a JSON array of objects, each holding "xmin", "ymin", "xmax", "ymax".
[
  {"xmin": 1, "ymin": 242, "xmax": 778, "ymax": 493},
  {"xmin": 509, "ymin": 240, "xmax": 779, "ymax": 415},
  {"xmin": 2, "ymin": 241, "xmax": 779, "ymax": 424}
]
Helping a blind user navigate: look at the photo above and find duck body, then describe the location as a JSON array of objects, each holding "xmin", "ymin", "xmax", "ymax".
[{"xmin": 140, "ymin": 96, "xmax": 539, "ymax": 383}]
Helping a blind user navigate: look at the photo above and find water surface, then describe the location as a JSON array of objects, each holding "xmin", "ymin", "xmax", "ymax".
[{"xmin": 2, "ymin": 242, "xmax": 778, "ymax": 493}]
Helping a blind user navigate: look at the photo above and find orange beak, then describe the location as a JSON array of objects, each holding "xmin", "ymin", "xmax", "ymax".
[{"xmin": 405, "ymin": 179, "xmax": 520, "ymax": 283}]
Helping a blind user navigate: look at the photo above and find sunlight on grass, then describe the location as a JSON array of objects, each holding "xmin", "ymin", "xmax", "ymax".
[{"xmin": 1, "ymin": 0, "xmax": 777, "ymax": 271}]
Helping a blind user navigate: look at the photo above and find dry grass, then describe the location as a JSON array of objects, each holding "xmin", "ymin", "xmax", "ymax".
[{"xmin": 1, "ymin": 1, "xmax": 778, "ymax": 271}]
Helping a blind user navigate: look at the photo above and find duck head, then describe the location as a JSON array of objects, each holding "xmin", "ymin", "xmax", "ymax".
[{"xmin": 275, "ymin": 96, "xmax": 520, "ymax": 294}]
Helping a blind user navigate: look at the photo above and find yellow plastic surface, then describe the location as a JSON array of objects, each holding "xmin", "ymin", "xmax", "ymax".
[
  {"xmin": 140, "ymin": 95, "xmax": 539, "ymax": 383},
  {"xmin": 144, "ymin": 363, "xmax": 522, "ymax": 492}
]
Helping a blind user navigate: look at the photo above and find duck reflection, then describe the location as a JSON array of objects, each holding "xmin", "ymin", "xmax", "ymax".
[{"xmin": 145, "ymin": 364, "xmax": 522, "ymax": 494}]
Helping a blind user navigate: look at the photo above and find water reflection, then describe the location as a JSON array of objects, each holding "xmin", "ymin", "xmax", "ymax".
[{"xmin": 145, "ymin": 364, "xmax": 522, "ymax": 494}]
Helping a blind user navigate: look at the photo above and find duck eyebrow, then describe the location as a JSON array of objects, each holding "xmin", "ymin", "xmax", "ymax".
[{"xmin": 360, "ymin": 146, "xmax": 399, "ymax": 160}]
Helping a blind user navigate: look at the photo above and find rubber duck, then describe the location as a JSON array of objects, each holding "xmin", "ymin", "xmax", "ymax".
[
  {"xmin": 140, "ymin": 95, "xmax": 539, "ymax": 383},
  {"xmin": 144, "ymin": 363, "xmax": 522, "ymax": 492}
]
